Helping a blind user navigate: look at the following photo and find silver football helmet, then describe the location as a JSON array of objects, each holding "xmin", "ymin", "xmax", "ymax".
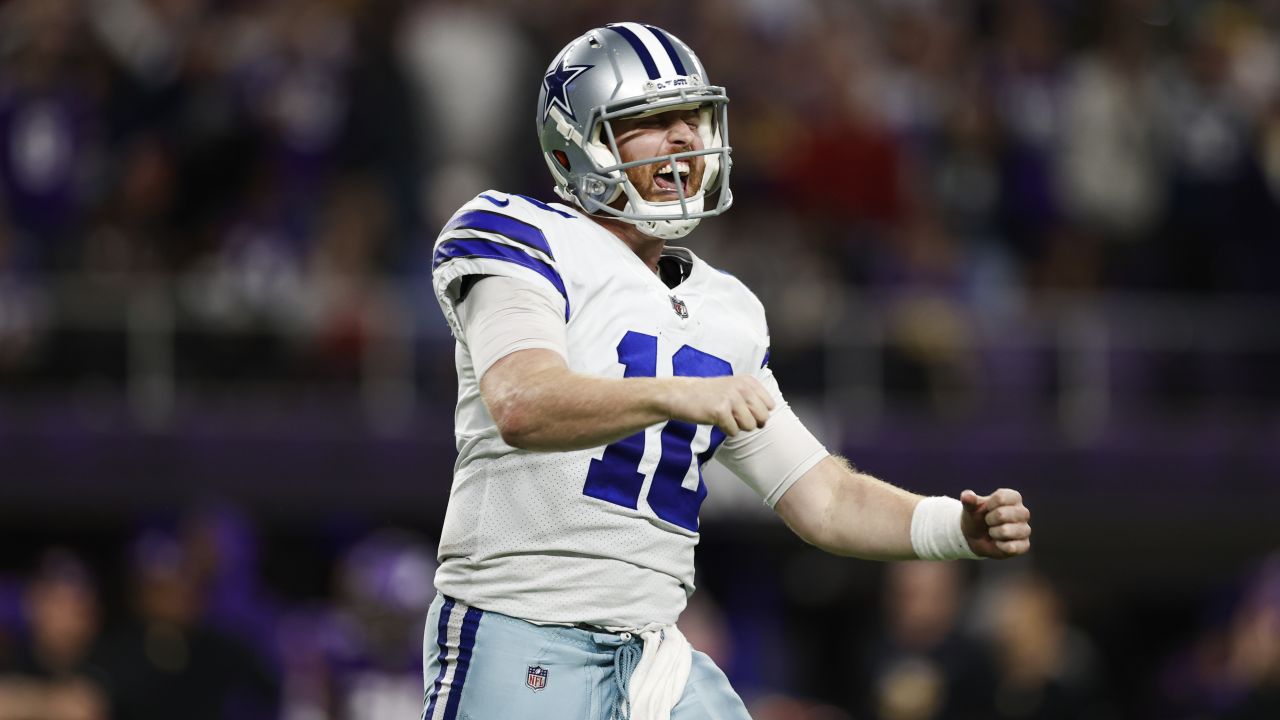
[{"xmin": 537, "ymin": 23, "xmax": 733, "ymax": 239}]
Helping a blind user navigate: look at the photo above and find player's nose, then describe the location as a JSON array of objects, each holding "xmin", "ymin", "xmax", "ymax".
[{"xmin": 666, "ymin": 118, "xmax": 697, "ymax": 147}]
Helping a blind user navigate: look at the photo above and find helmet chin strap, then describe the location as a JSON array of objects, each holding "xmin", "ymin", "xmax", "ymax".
[
  {"xmin": 635, "ymin": 217, "xmax": 701, "ymax": 240},
  {"xmin": 626, "ymin": 194, "xmax": 705, "ymax": 240}
]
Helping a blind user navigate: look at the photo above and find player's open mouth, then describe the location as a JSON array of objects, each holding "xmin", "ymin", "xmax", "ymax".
[{"xmin": 653, "ymin": 161, "xmax": 691, "ymax": 192}]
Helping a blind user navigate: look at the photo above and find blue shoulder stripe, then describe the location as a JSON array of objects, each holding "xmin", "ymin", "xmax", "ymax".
[
  {"xmin": 433, "ymin": 238, "xmax": 570, "ymax": 320},
  {"xmin": 606, "ymin": 24, "xmax": 660, "ymax": 79},
  {"xmin": 442, "ymin": 210, "xmax": 554, "ymax": 258}
]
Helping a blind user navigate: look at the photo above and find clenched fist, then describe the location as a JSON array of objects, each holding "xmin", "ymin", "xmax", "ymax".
[
  {"xmin": 662, "ymin": 375, "xmax": 776, "ymax": 436},
  {"xmin": 961, "ymin": 488, "xmax": 1032, "ymax": 559}
]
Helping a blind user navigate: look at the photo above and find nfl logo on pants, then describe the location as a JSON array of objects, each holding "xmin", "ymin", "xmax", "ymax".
[{"xmin": 526, "ymin": 665, "xmax": 548, "ymax": 691}]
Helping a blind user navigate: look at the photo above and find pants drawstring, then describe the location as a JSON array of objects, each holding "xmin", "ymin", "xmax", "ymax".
[{"xmin": 609, "ymin": 632, "xmax": 641, "ymax": 720}]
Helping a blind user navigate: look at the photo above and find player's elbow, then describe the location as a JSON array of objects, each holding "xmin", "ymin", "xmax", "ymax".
[
  {"xmin": 489, "ymin": 397, "xmax": 537, "ymax": 449},
  {"xmin": 481, "ymin": 357, "xmax": 567, "ymax": 449},
  {"xmin": 773, "ymin": 460, "xmax": 862, "ymax": 557},
  {"xmin": 781, "ymin": 511, "xmax": 842, "ymax": 556},
  {"xmin": 497, "ymin": 419, "xmax": 536, "ymax": 450},
  {"xmin": 776, "ymin": 486, "xmax": 836, "ymax": 552},
  {"xmin": 481, "ymin": 368, "xmax": 538, "ymax": 448}
]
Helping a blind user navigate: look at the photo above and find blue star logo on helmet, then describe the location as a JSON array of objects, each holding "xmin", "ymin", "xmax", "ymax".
[{"xmin": 542, "ymin": 59, "xmax": 593, "ymax": 123}]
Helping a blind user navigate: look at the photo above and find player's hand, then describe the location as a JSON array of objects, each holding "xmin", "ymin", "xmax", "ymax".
[
  {"xmin": 960, "ymin": 488, "xmax": 1031, "ymax": 559},
  {"xmin": 664, "ymin": 375, "xmax": 775, "ymax": 436}
]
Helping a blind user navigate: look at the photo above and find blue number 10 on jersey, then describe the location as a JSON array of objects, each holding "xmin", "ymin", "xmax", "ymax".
[{"xmin": 582, "ymin": 331, "xmax": 730, "ymax": 531}]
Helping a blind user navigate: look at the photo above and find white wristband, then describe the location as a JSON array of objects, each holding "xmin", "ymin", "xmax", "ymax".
[{"xmin": 910, "ymin": 496, "xmax": 980, "ymax": 561}]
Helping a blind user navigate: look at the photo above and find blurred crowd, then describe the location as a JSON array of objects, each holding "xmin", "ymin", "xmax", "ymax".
[
  {"xmin": 0, "ymin": 0, "xmax": 1278, "ymax": 397},
  {"xmin": 0, "ymin": 507, "xmax": 438, "ymax": 720},
  {"xmin": 1, "ymin": 508, "xmax": 1277, "ymax": 719},
  {"xmin": 2, "ymin": 1, "xmax": 1279, "ymax": 718}
]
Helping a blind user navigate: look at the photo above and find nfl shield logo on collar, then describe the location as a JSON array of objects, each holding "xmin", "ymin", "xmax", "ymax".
[
  {"xmin": 526, "ymin": 665, "xmax": 548, "ymax": 691},
  {"xmin": 670, "ymin": 295, "xmax": 689, "ymax": 319}
]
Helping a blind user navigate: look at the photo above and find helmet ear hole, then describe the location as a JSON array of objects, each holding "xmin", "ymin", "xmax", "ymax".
[{"xmin": 553, "ymin": 150, "xmax": 571, "ymax": 171}]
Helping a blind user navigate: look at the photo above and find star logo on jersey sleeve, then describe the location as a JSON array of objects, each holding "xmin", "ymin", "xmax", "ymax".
[{"xmin": 542, "ymin": 59, "xmax": 593, "ymax": 122}]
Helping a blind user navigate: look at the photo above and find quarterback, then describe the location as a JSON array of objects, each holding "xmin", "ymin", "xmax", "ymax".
[{"xmin": 423, "ymin": 22, "xmax": 1031, "ymax": 720}]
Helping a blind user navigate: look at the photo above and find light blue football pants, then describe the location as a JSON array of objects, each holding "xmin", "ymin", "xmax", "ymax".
[{"xmin": 420, "ymin": 593, "xmax": 752, "ymax": 720}]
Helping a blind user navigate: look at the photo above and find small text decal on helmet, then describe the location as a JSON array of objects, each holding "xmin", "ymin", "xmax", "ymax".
[{"xmin": 643, "ymin": 75, "xmax": 700, "ymax": 93}]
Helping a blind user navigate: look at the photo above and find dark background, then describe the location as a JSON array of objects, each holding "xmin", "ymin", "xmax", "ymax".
[{"xmin": 1, "ymin": 1, "xmax": 1278, "ymax": 719}]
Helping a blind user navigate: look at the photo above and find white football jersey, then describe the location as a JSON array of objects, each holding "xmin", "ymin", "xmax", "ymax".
[{"xmin": 430, "ymin": 190, "xmax": 798, "ymax": 629}]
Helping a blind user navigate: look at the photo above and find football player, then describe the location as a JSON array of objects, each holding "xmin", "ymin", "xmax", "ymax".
[{"xmin": 423, "ymin": 22, "xmax": 1031, "ymax": 720}]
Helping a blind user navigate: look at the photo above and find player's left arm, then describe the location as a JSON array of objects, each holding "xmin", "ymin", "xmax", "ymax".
[
  {"xmin": 724, "ymin": 286, "xmax": 1029, "ymax": 561},
  {"xmin": 773, "ymin": 457, "xmax": 1032, "ymax": 561}
]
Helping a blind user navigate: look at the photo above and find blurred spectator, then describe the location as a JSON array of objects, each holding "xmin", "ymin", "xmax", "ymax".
[
  {"xmin": 180, "ymin": 502, "xmax": 281, "ymax": 669},
  {"xmin": 1158, "ymin": 553, "xmax": 1280, "ymax": 720},
  {"xmin": 851, "ymin": 561, "xmax": 996, "ymax": 720},
  {"xmin": 1222, "ymin": 555, "xmax": 1280, "ymax": 719},
  {"xmin": 0, "ymin": 549, "xmax": 108, "ymax": 720},
  {"xmin": 94, "ymin": 530, "xmax": 278, "ymax": 720},
  {"xmin": 302, "ymin": 174, "xmax": 394, "ymax": 380},
  {"xmin": 80, "ymin": 136, "xmax": 172, "ymax": 282},
  {"xmin": 398, "ymin": 0, "xmax": 533, "ymax": 225},
  {"xmin": 0, "ymin": 208, "xmax": 47, "ymax": 375},
  {"xmin": 238, "ymin": 0, "xmax": 352, "ymax": 223},
  {"xmin": 881, "ymin": 291, "xmax": 978, "ymax": 416},
  {"xmin": 1056, "ymin": 6, "xmax": 1164, "ymax": 283},
  {"xmin": 1157, "ymin": 2, "xmax": 1270, "ymax": 294},
  {"xmin": 279, "ymin": 528, "xmax": 435, "ymax": 720},
  {"xmin": 781, "ymin": 56, "xmax": 905, "ymax": 242},
  {"xmin": 86, "ymin": 0, "xmax": 203, "ymax": 90},
  {"xmin": 0, "ymin": 0, "xmax": 106, "ymax": 276},
  {"xmin": 989, "ymin": 0, "xmax": 1066, "ymax": 279},
  {"xmin": 982, "ymin": 571, "xmax": 1113, "ymax": 720}
]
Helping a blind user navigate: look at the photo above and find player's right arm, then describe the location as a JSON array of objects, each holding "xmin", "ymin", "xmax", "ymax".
[
  {"xmin": 479, "ymin": 344, "xmax": 773, "ymax": 451},
  {"xmin": 460, "ymin": 275, "xmax": 772, "ymax": 451},
  {"xmin": 431, "ymin": 193, "xmax": 770, "ymax": 450}
]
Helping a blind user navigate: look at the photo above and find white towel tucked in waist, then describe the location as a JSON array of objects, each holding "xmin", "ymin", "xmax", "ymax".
[{"xmin": 626, "ymin": 624, "xmax": 692, "ymax": 720}]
